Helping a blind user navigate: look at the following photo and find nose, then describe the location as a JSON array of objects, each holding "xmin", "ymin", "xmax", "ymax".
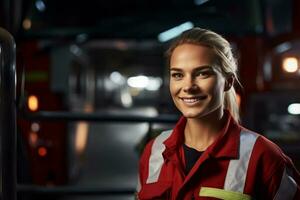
[{"xmin": 183, "ymin": 77, "xmax": 199, "ymax": 93}]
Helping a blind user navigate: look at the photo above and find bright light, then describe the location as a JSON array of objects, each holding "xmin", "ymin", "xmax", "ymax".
[
  {"xmin": 35, "ymin": 0, "xmax": 46, "ymax": 12},
  {"xmin": 282, "ymin": 57, "xmax": 298, "ymax": 73},
  {"xmin": 28, "ymin": 95, "xmax": 39, "ymax": 111},
  {"xmin": 75, "ymin": 103, "xmax": 92, "ymax": 155},
  {"xmin": 127, "ymin": 75, "xmax": 149, "ymax": 88},
  {"xmin": 158, "ymin": 22, "xmax": 194, "ymax": 42},
  {"xmin": 38, "ymin": 147, "xmax": 47, "ymax": 157},
  {"xmin": 146, "ymin": 77, "xmax": 163, "ymax": 91},
  {"xmin": 75, "ymin": 122, "xmax": 89, "ymax": 154},
  {"xmin": 288, "ymin": 103, "xmax": 300, "ymax": 115},
  {"xmin": 22, "ymin": 18, "xmax": 32, "ymax": 30},
  {"xmin": 121, "ymin": 90, "xmax": 133, "ymax": 107},
  {"xmin": 127, "ymin": 76, "xmax": 163, "ymax": 91},
  {"xmin": 110, "ymin": 71, "xmax": 125, "ymax": 85},
  {"xmin": 275, "ymin": 42, "xmax": 291, "ymax": 53},
  {"xmin": 31, "ymin": 122, "xmax": 40, "ymax": 132}
]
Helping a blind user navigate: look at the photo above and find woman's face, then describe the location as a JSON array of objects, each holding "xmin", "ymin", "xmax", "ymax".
[{"xmin": 169, "ymin": 43, "xmax": 227, "ymax": 119}]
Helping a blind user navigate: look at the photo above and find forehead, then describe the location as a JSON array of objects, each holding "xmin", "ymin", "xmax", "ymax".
[{"xmin": 170, "ymin": 43, "xmax": 216, "ymax": 68}]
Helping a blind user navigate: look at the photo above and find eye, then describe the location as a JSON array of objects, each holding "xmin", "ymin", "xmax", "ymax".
[
  {"xmin": 171, "ymin": 72, "xmax": 183, "ymax": 80},
  {"xmin": 195, "ymin": 70, "xmax": 213, "ymax": 78}
]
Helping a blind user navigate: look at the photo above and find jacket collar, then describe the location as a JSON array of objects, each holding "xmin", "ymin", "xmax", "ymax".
[{"xmin": 163, "ymin": 110, "xmax": 241, "ymax": 160}]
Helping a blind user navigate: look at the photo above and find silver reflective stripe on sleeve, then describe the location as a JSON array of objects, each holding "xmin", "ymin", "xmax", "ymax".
[
  {"xmin": 224, "ymin": 130, "xmax": 258, "ymax": 192},
  {"xmin": 146, "ymin": 130, "xmax": 173, "ymax": 184},
  {"xmin": 274, "ymin": 167, "xmax": 297, "ymax": 200}
]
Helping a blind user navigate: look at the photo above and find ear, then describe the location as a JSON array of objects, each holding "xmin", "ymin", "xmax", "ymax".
[{"xmin": 224, "ymin": 74, "xmax": 234, "ymax": 91}]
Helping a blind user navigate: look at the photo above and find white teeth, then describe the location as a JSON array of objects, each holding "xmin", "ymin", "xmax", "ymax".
[{"xmin": 182, "ymin": 98, "xmax": 201, "ymax": 103}]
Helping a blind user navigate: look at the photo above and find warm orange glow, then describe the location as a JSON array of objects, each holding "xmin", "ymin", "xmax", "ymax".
[
  {"xmin": 23, "ymin": 18, "xmax": 32, "ymax": 30},
  {"xmin": 29, "ymin": 132, "xmax": 38, "ymax": 146},
  {"xmin": 84, "ymin": 103, "xmax": 93, "ymax": 112},
  {"xmin": 74, "ymin": 103, "xmax": 93, "ymax": 155},
  {"xmin": 282, "ymin": 57, "xmax": 298, "ymax": 73},
  {"xmin": 38, "ymin": 147, "xmax": 47, "ymax": 157},
  {"xmin": 28, "ymin": 95, "xmax": 39, "ymax": 111},
  {"xmin": 75, "ymin": 122, "xmax": 89, "ymax": 154}
]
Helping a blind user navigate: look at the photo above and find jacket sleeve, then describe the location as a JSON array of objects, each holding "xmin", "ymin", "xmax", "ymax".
[
  {"xmin": 136, "ymin": 139, "xmax": 155, "ymax": 199},
  {"xmin": 262, "ymin": 154, "xmax": 300, "ymax": 199}
]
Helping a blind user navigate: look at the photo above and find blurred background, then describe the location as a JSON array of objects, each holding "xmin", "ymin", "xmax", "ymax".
[{"xmin": 1, "ymin": 0, "xmax": 300, "ymax": 199}]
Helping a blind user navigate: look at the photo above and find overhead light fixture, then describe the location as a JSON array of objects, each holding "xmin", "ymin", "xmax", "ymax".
[
  {"xmin": 275, "ymin": 42, "xmax": 291, "ymax": 53},
  {"xmin": 35, "ymin": 0, "xmax": 46, "ymax": 12},
  {"xmin": 110, "ymin": 71, "xmax": 125, "ymax": 85},
  {"xmin": 127, "ymin": 75, "xmax": 163, "ymax": 91},
  {"xmin": 288, "ymin": 103, "xmax": 300, "ymax": 115},
  {"xmin": 146, "ymin": 77, "xmax": 162, "ymax": 91},
  {"xmin": 194, "ymin": 0, "xmax": 210, "ymax": 6},
  {"xmin": 282, "ymin": 57, "xmax": 298, "ymax": 73},
  {"xmin": 127, "ymin": 75, "xmax": 149, "ymax": 88},
  {"xmin": 158, "ymin": 22, "xmax": 194, "ymax": 42}
]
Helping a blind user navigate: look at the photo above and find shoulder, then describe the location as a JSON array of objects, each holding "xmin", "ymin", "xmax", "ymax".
[
  {"xmin": 252, "ymin": 130, "xmax": 285, "ymax": 161},
  {"xmin": 138, "ymin": 129, "xmax": 174, "ymax": 187},
  {"xmin": 139, "ymin": 130, "xmax": 173, "ymax": 165},
  {"xmin": 241, "ymin": 128, "xmax": 300, "ymax": 199},
  {"xmin": 241, "ymin": 128, "xmax": 291, "ymax": 179},
  {"xmin": 240, "ymin": 127, "xmax": 284, "ymax": 159}
]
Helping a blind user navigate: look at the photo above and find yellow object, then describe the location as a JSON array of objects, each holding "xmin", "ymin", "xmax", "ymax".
[
  {"xmin": 28, "ymin": 95, "xmax": 39, "ymax": 111},
  {"xmin": 199, "ymin": 187, "xmax": 251, "ymax": 200}
]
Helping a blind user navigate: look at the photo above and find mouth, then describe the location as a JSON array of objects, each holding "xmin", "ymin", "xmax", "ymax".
[{"xmin": 179, "ymin": 96, "xmax": 207, "ymax": 104}]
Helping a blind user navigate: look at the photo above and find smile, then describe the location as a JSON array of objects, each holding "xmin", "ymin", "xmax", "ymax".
[{"xmin": 179, "ymin": 96, "xmax": 207, "ymax": 104}]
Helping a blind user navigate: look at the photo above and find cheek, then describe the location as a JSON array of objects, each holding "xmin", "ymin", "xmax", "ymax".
[
  {"xmin": 212, "ymin": 80, "xmax": 226, "ymax": 100},
  {"xmin": 169, "ymin": 80, "xmax": 178, "ymax": 95},
  {"xmin": 201, "ymin": 78, "xmax": 225, "ymax": 97}
]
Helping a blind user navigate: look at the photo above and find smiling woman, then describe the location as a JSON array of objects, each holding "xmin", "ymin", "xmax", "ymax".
[
  {"xmin": 137, "ymin": 28, "xmax": 300, "ymax": 200},
  {"xmin": 169, "ymin": 44, "xmax": 229, "ymax": 121}
]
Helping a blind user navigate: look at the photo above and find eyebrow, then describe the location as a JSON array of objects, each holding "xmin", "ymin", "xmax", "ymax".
[{"xmin": 170, "ymin": 65, "xmax": 213, "ymax": 72}]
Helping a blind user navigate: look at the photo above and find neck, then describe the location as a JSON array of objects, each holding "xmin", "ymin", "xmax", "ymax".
[{"xmin": 184, "ymin": 109, "xmax": 226, "ymax": 151}]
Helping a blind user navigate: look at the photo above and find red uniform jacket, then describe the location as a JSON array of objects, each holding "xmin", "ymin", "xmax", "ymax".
[{"xmin": 137, "ymin": 112, "xmax": 300, "ymax": 200}]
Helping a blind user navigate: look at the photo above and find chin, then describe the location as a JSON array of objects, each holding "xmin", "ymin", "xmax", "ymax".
[
  {"xmin": 182, "ymin": 110, "xmax": 207, "ymax": 119},
  {"xmin": 180, "ymin": 106, "xmax": 222, "ymax": 119}
]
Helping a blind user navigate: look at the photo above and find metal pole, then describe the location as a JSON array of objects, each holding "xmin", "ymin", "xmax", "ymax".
[
  {"xmin": 23, "ymin": 111, "xmax": 179, "ymax": 123},
  {"xmin": 0, "ymin": 27, "xmax": 17, "ymax": 200},
  {"xmin": 17, "ymin": 184, "xmax": 135, "ymax": 196}
]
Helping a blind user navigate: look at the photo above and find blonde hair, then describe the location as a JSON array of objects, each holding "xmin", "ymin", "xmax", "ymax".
[{"xmin": 166, "ymin": 27, "xmax": 241, "ymax": 122}]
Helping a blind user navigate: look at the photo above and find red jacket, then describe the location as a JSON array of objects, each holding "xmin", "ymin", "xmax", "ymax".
[{"xmin": 137, "ymin": 112, "xmax": 300, "ymax": 200}]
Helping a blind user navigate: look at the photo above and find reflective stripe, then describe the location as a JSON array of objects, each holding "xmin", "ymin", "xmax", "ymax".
[
  {"xmin": 146, "ymin": 130, "xmax": 172, "ymax": 184},
  {"xmin": 224, "ymin": 130, "xmax": 258, "ymax": 192},
  {"xmin": 199, "ymin": 187, "xmax": 252, "ymax": 200},
  {"xmin": 136, "ymin": 174, "xmax": 141, "ymax": 192},
  {"xmin": 274, "ymin": 167, "xmax": 297, "ymax": 200}
]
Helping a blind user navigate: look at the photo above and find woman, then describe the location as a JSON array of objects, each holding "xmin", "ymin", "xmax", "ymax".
[{"xmin": 137, "ymin": 28, "xmax": 300, "ymax": 200}]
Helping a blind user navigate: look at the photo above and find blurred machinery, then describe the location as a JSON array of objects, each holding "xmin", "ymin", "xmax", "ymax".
[{"xmin": 0, "ymin": 0, "xmax": 300, "ymax": 199}]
